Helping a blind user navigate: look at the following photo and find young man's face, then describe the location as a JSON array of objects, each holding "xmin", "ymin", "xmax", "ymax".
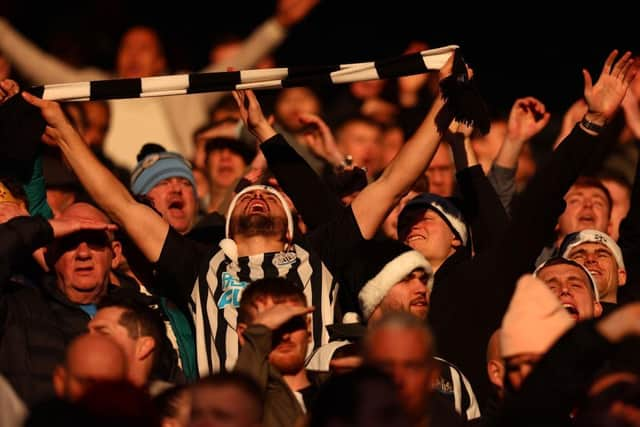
[
  {"xmin": 206, "ymin": 148, "xmax": 246, "ymax": 189},
  {"xmin": 557, "ymin": 185, "xmax": 610, "ymax": 237},
  {"xmin": 146, "ymin": 177, "xmax": 198, "ymax": 234},
  {"xmin": 377, "ymin": 269, "xmax": 430, "ymax": 320},
  {"xmin": 536, "ymin": 263, "xmax": 602, "ymax": 321},
  {"xmin": 116, "ymin": 27, "xmax": 166, "ymax": 78},
  {"xmin": 402, "ymin": 209, "xmax": 459, "ymax": 268},
  {"xmin": 425, "ymin": 145, "xmax": 455, "ymax": 197},
  {"xmin": 566, "ymin": 242, "xmax": 625, "ymax": 302}
]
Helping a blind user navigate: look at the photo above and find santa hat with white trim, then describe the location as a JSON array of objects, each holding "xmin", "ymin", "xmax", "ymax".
[{"xmin": 358, "ymin": 239, "xmax": 433, "ymax": 319}]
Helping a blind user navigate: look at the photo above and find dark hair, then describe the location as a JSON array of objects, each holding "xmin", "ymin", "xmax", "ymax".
[
  {"xmin": 194, "ymin": 372, "xmax": 263, "ymax": 421},
  {"xmin": 0, "ymin": 176, "xmax": 29, "ymax": 209},
  {"xmin": 237, "ymin": 277, "xmax": 306, "ymax": 324},
  {"xmin": 97, "ymin": 291, "xmax": 177, "ymax": 382},
  {"xmin": 204, "ymin": 137, "xmax": 256, "ymax": 166}
]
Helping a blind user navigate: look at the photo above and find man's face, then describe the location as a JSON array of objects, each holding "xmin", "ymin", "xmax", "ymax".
[
  {"xmin": 229, "ymin": 189, "xmax": 288, "ymax": 241},
  {"xmin": 566, "ymin": 242, "xmax": 625, "ymax": 303},
  {"xmin": 402, "ymin": 209, "xmax": 459, "ymax": 267},
  {"xmin": 190, "ymin": 384, "xmax": 260, "ymax": 427},
  {"xmin": 245, "ymin": 297, "xmax": 310, "ymax": 375},
  {"xmin": 51, "ymin": 205, "xmax": 116, "ymax": 304},
  {"xmin": 116, "ymin": 27, "xmax": 166, "ymax": 78},
  {"xmin": 146, "ymin": 177, "xmax": 198, "ymax": 234},
  {"xmin": 379, "ymin": 269, "xmax": 430, "ymax": 320},
  {"xmin": 274, "ymin": 87, "xmax": 321, "ymax": 133},
  {"xmin": 367, "ymin": 328, "xmax": 435, "ymax": 418},
  {"xmin": 82, "ymin": 102, "xmax": 110, "ymax": 148},
  {"xmin": 557, "ymin": 186, "xmax": 610, "ymax": 237},
  {"xmin": 89, "ymin": 307, "xmax": 137, "ymax": 365},
  {"xmin": 206, "ymin": 149, "xmax": 246, "ymax": 189},
  {"xmin": 425, "ymin": 145, "xmax": 454, "ymax": 197},
  {"xmin": 336, "ymin": 121, "xmax": 384, "ymax": 178},
  {"xmin": 536, "ymin": 263, "xmax": 602, "ymax": 320}
]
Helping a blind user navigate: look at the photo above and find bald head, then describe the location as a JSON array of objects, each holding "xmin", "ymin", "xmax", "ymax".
[
  {"xmin": 54, "ymin": 334, "xmax": 128, "ymax": 401},
  {"xmin": 60, "ymin": 202, "xmax": 111, "ymax": 224}
]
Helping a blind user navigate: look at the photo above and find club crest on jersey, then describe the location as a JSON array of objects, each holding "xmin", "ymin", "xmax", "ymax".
[
  {"xmin": 217, "ymin": 272, "xmax": 249, "ymax": 309},
  {"xmin": 273, "ymin": 252, "xmax": 297, "ymax": 266}
]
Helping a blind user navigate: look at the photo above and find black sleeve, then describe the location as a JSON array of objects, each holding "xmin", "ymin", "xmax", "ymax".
[
  {"xmin": 154, "ymin": 227, "xmax": 211, "ymax": 308},
  {"xmin": 429, "ymin": 125, "xmax": 607, "ymax": 404},
  {"xmin": 456, "ymin": 165, "xmax": 510, "ymax": 255},
  {"xmin": 617, "ymin": 143, "xmax": 640, "ymax": 305},
  {"xmin": 498, "ymin": 321, "xmax": 611, "ymax": 427},
  {"xmin": 0, "ymin": 215, "xmax": 53, "ymax": 286},
  {"xmin": 261, "ymin": 134, "xmax": 343, "ymax": 231}
]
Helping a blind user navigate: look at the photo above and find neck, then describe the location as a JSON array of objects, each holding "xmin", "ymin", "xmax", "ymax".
[
  {"xmin": 600, "ymin": 292, "xmax": 617, "ymax": 304},
  {"xmin": 283, "ymin": 369, "xmax": 310, "ymax": 392},
  {"xmin": 234, "ymin": 235, "xmax": 286, "ymax": 257},
  {"xmin": 129, "ymin": 362, "xmax": 151, "ymax": 388}
]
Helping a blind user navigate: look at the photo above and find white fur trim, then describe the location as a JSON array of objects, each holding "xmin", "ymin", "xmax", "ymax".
[
  {"xmin": 225, "ymin": 184, "xmax": 294, "ymax": 241},
  {"xmin": 359, "ymin": 250, "xmax": 432, "ymax": 319}
]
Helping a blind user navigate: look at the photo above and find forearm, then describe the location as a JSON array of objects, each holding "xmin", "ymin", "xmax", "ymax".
[
  {"xmin": 352, "ymin": 96, "xmax": 444, "ymax": 238},
  {"xmin": 261, "ymin": 134, "xmax": 342, "ymax": 229},
  {"xmin": 234, "ymin": 325, "xmax": 273, "ymax": 390},
  {"xmin": 55, "ymin": 122, "xmax": 167, "ymax": 261},
  {"xmin": 23, "ymin": 156, "xmax": 53, "ymax": 219},
  {"xmin": 494, "ymin": 136, "xmax": 525, "ymax": 169},
  {"xmin": 448, "ymin": 132, "xmax": 478, "ymax": 172},
  {"xmin": 487, "ymin": 164, "xmax": 517, "ymax": 215},
  {"xmin": 0, "ymin": 18, "xmax": 107, "ymax": 83}
]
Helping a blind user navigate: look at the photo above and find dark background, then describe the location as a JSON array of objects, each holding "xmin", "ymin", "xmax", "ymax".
[{"xmin": 3, "ymin": 1, "xmax": 638, "ymax": 115}]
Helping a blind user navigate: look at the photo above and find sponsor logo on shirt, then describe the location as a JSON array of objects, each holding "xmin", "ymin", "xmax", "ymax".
[{"xmin": 217, "ymin": 272, "xmax": 249, "ymax": 309}]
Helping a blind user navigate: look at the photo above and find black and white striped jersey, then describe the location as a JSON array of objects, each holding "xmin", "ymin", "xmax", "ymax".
[{"xmin": 192, "ymin": 243, "xmax": 338, "ymax": 375}]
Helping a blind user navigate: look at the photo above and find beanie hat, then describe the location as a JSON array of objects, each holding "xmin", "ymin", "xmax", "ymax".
[
  {"xmin": 500, "ymin": 274, "xmax": 575, "ymax": 359},
  {"xmin": 130, "ymin": 150, "xmax": 196, "ymax": 196},
  {"xmin": 358, "ymin": 239, "xmax": 433, "ymax": 319},
  {"xmin": 204, "ymin": 137, "xmax": 257, "ymax": 166},
  {"xmin": 559, "ymin": 229, "xmax": 625, "ymax": 272},
  {"xmin": 220, "ymin": 185, "xmax": 294, "ymax": 260},
  {"xmin": 397, "ymin": 193, "xmax": 468, "ymax": 246},
  {"xmin": 534, "ymin": 256, "xmax": 600, "ymax": 302}
]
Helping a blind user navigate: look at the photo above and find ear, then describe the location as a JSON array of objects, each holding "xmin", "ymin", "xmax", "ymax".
[
  {"xmin": 110, "ymin": 240, "xmax": 123, "ymax": 270},
  {"xmin": 487, "ymin": 360, "xmax": 504, "ymax": 390},
  {"xmin": 53, "ymin": 365, "xmax": 66, "ymax": 398},
  {"xmin": 136, "ymin": 336, "xmax": 156, "ymax": 362},
  {"xmin": 594, "ymin": 301, "xmax": 603, "ymax": 318},
  {"xmin": 618, "ymin": 269, "xmax": 627, "ymax": 287},
  {"xmin": 237, "ymin": 322, "xmax": 247, "ymax": 347},
  {"xmin": 451, "ymin": 237, "xmax": 462, "ymax": 248}
]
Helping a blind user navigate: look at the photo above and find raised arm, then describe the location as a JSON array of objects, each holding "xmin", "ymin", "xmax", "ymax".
[
  {"xmin": 22, "ymin": 92, "xmax": 169, "ymax": 263},
  {"xmin": 0, "ymin": 18, "xmax": 109, "ymax": 83}
]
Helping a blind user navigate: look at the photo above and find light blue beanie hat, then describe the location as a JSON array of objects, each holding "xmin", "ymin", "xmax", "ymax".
[{"xmin": 130, "ymin": 151, "xmax": 196, "ymax": 196}]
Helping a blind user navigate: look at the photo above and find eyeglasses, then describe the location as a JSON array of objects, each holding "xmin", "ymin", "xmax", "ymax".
[{"xmin": 130, "ymin": 152, "xmax": 193, "ymax": 186}]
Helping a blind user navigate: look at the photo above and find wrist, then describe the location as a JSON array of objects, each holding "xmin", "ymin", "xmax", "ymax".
[{"xmin": 580, "ymin": 114, "xmax": 606, "ymax": 135}]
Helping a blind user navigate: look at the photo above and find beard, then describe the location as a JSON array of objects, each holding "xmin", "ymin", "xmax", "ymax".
[{"xmin": 234, "ymin": 213, "xmax": 287, "ymax": 240}]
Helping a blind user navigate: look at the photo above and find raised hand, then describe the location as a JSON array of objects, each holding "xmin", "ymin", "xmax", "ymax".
[
  {"xmin": 48, "ymin": 217, "xmax": 117, "ymax": 239},
  {"xmin": 232, "ymin": 89, "xmax": 276, "ymax": 143},
  {"xmin": 275, "ymin": 0, "xmax": 319, "ymax": 28},
  {"xmin": 0, "ymin": 78, "xmax": 18, "ymax": 103},
  {"xmin": 21, "ymin": 91, "xmax": 75, "ymax": 145},
  {"xmin": 298, "ymin": 113, "xmax": 344, "ymax": 166},
  {"xmin": 252, "ymin": 300, "xmax": 314, "ymax": 331},
  {"xmin": 506, "ymin": 97, "xmax": 550, "ymax": 144},
  {"xmin": 583, "ymin": 50, "xmax": 638, "ymax": 124}
]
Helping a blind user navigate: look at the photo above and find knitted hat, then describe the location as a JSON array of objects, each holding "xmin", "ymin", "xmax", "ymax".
[
  {"xmin": 130, "ymin": 149, "xmax": 195, "ymax": 196},
  {"xmin": 500, "ymin": 274, "xmax": 575, "ymax": 359},
  {"xmin": 397, "ymin": 193, "xmax": 468, "ymax": 246},
  {"xmin": 559, "ymin": 229, "xmax": 625, "ymax": 272},
  {"xmin": 534, "ymin": 256, "xmax": 600, "ymax": 302},
  {"xmin": 358, "ymin": 239, "xmax": 433, "ymax": 319}
]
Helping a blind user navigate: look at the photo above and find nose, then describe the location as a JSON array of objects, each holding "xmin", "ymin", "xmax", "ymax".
[{"xmin": 75, "ymin": 242, "xmax": 92, "ymax": 259}]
